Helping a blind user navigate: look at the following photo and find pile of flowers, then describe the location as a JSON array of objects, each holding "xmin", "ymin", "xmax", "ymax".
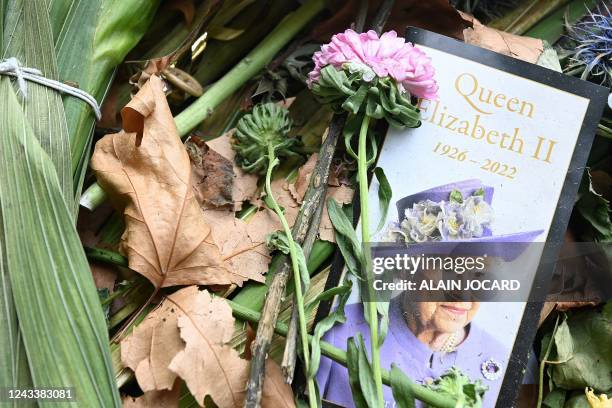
[{"xmin": 382, "ymin": 190, "xmax": 494, "ymax": 243}]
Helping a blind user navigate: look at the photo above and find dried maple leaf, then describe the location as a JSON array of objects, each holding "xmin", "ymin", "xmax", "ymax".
[
  {"xmin": 460, "ymin": 12, "xmax": 543, "ymax": 63},
  {"xmin": 91, "ymin": 75, "xmax": 262, "ymax": 288},
  {"xmin": 201, "ymin": 208, "xmax": 271, "ymax": 280},
  {"xmin": 121, "ymin": 286, "xmax": 294, "ymax": 407}
]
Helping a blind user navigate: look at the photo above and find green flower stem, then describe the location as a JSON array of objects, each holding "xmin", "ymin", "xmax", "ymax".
[
  {"xmin": 174, "ymin": 0, "xmax": 325, "ymax": 137},
  {"xmin": 80, "ymin": 0, "xmax": 325, "ymax": 211},
  {"xmin": 264, "ymin": 143, "xmax": 317, "ymax": 408},
  {"xmin": 227, "ymin": 300, "xmax": 457, "ymax": 408},
  {"xmin": 357, "ymin": 114, "xmax": 384, "ymax": 406}
]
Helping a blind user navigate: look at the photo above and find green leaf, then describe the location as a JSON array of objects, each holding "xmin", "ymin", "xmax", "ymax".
[
  {"xmin": 424, "ymin": 367, "xmax": 488, "ymax": 407},
  {"xmin": 542, "ymin": 388, "xmax": 566, "ymax": 408},
  {"xmin": 327, "ymin": 199, "xmax": 363, "ymax": 278},
  {"xmin": 3, "ymin": 0, "xmax": 73, "ymax": 205},
  {"xmin": 356, "ymin": 334, "xmax": 380, "ymax": 408},
  {"xmin": 450, "ymin": 189, "xmax": 463, "ymax": 204},
  {"xmin": 553, "ymin": 319, "xmax": 573, "ymax": 362},
  {"xmin": 266, "ymin": 231, "xmax": 310, "ymax": 288},
  {"xmin": 390, "ymin": 364, "xmax": 416, "ymax": 408},
  {"xmin": 346, "ymin": 337, "xmax": 369, "ymax": 408},
  {"xmin": 472, "ymin": 187, "xmax": 485, "ymax": 197},
  {"xmin": 550, "ymin": 308, "xmax": 612, "ymax": 392},
  {"xmin": 0, "ymin": 79, "xmax": 120, "ymax": 406},
  {"xmin": 374, "ymin": 167, "xmax": 392, "ymax": 233},
  {"xmin": 308, "ymin": 281, "xmax": 352, "ymax": 380}
]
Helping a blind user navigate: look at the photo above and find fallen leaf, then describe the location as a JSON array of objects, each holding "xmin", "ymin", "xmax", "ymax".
[
  {"xmin": 206, "ymin": 131, "xmax": 259, "ymax": 211},
  {"xmin": 121, "ymin": 297, "xmax": 184, "ymax": 392},
  {"xmin": 312, "ymin": 0, "xmax": 468, "ymax": 42},
  {"xmin": 91, "ymin": 75, "xmax": 261, "ymax": 288},
  {"xmin": 460, "ymin": 12, "xmax": 543, "ymax": 64},
  {"xmin": 201, "ymin": 208, "xmax": 271, "ymax": 279},
  {"xmin": 186, "ymin": 135, "xmax": 234, "ymax": 208},
  {"xmin": 123, "ymin": 380, "xmax": 180, "ymax": 408},
  {"xmin": 121, "ymin": 286, "xmax": 294, "ymax": 407}
]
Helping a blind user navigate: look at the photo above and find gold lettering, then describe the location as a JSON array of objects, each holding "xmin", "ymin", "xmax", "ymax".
[
  {"xmin": 520, "ymin": 101, "xmax": 535, "ymax": 118},
  {"xmin": 507, "ymin": 97, "xmax": 520, "ymax": 112},
  {"xmin": 486, "ymin": 130, "xmax": 500, "ymax": 145},
  {"xmin": 455, "ymin": 73, "xmax": 492, "ymax": 114},
  {"xmin": 493, "ymin": 93, "xmax": 506, "ymax": 108}
]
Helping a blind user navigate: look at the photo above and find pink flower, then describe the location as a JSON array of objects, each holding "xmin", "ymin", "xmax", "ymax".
[{"xmin": 308, "ymin": 29, "xmax": 438, "ymax": 100}]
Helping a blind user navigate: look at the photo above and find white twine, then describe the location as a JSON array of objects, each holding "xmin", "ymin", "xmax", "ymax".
[{"xmin": 0, "ymin": 57, "xmax": 101, "ymax": 120}]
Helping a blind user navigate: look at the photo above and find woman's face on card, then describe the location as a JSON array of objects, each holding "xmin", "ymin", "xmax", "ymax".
[{"xmin": 413, "ymin": 301, "xmax": 480, "ymax": 333}]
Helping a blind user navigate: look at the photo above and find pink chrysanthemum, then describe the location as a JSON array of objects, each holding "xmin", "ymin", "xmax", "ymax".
[{"xmin": 308, "ymin": 29, "xmax": 438, "ymax": 100}]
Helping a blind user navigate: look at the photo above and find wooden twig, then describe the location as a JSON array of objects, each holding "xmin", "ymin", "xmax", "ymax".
[
  {"xmin": 280, "ymin": 137, "xmax": 333, "ymax": 382},
  {"xmin": 244, "ymin": 114, "xmax": 345, "ymax": 407}
]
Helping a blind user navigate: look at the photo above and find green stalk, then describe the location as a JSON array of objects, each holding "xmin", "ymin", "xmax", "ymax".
[
  {"xmin": 227, "ymin": 300, "xmax": 457, "ymax": 408},
  {"xmin": 81, "ymin": 0, "xmax": 325, "ymax": 211},
  {"xmin": 357, "ymin": 115, "xmax": 383, "ymax": 406},
  {"xmin": 174, "ymin": 0, "xmax": 324, "ymax": 136},
  {"xmin": 264, "ymin": 143, "xmax": 316, "ymax": 408}
]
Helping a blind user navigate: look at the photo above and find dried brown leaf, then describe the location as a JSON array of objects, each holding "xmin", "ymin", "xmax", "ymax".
[
  {"xmin": 167, "ymin": 287, "xmax": 294, "ymax": 407},
  {"xmin": 121, "ymin": 298, "xmax": 184, "ymax": 391},
  {"xmin": 186, "ymin": 135, "xmax": 234, "ymax": 208},
  {"xmin": 206, "ymin": 131, "xmax": 259, "ymax": 211},
  {"xmin": 92, "ymin": 75, "xmax": 261, "ymax": 288},
  {"xmin": 202, "ymin": 208, "xmax": 270, "ymax": 279},
  {"xmin": 460, "ymin": 13, "xmax": 543, "ymax": 63},
  {"xmin": 121, "ymin": 286, "xmax": 294, "ymax": 407}
]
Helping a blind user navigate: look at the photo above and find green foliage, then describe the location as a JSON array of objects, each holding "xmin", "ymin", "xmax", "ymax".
[
  {"xmin": 424, "ymin": 367, "xmax": 488, "ymax": 408},
  {"xmin": 547, "ymin": 306, "xmax": 612, "ymax": 392},
  {"xmin": 390, "ymin": 364, "xmax": 417, "ymax": 408},
  {"xmin": 374, "ymin": 167, "xmax": 392, "ymax": 232},
  {"xmin": 266, "ymin": 230, "xmax": 310, "ymax": 288},
  {"xmin": 327, "ymin": 199, "xmax": 363, "ymax": 278},
  {"xmin": 0, "ymin": 79, "xmax": 120, "ymax": 406}
]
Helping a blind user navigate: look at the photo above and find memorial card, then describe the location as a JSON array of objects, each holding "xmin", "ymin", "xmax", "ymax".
[{"xmin": 315, "ymin": 27, "xmax": 608, "ymax": 408}]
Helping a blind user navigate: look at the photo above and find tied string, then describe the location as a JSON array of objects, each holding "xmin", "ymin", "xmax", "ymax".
[{"xmin": 0, "ymin": 57, "xmax": 101, "ymax": 120}]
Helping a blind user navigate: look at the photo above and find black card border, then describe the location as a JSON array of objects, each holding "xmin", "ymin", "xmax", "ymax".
[{"xmin": 313, "ymin": 26, "xmax": 609, "ymax": 408}]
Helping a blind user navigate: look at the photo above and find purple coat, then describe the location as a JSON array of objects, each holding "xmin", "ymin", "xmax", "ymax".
[{"xmin": 316, "ymin": 302, "xmax": 508, "ymax": 407}]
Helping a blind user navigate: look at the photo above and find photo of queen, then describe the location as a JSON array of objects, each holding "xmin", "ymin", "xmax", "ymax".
[{"xmin": 317, "ymin": 180, "xmax": 542, "ymax": 407}]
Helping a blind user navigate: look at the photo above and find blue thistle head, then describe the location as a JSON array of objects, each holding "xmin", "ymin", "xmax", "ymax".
[{"xmin": 565, "ymin": 4, "xmax": 612, "ymax": 87}]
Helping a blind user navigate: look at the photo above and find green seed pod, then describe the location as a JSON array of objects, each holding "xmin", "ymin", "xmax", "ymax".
[{"xmin": 232, "ymin": 102, "xmax": 301, "ymax": 174}]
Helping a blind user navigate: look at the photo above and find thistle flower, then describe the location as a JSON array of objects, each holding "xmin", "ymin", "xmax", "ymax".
[
  {"xmin": 232, "ymin": 102, "xmax": 301, "ymax": 174},
  {"xmin": 565, "ymin": 4, "xmax": 612, "ymax": 87}
]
